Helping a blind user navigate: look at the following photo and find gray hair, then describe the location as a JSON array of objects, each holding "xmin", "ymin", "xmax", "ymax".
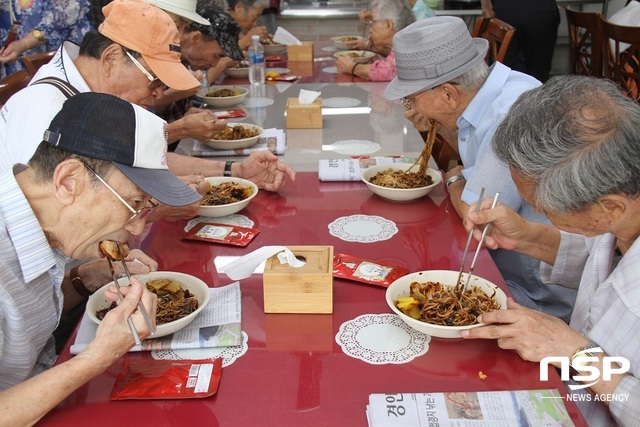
[
  {"xmin": 456, "ymin": 60, "xmax": 489, "ymax": 92},
  {"xmin": 493, "ymin": 75, "xmax": 640, "ymax": 214},
  {"xmin": 371, "ymin": 0, "xmax": 415, "ymax": 31}
]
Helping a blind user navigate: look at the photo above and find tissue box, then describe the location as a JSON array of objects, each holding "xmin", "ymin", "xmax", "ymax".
[
  {"xmin": 286, "ymin": 98, "xmax": 322, "ymax": 129},
  {"xmin": 263, "ymin": 245, "xmax": 333, "ymax": 314},
  {"xmin": 288, "ymin": 41, "xmax": 314, "ymax": 61}
]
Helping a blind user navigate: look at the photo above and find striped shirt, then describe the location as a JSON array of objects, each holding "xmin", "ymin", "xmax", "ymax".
[
  {"xmin": 541, "ymin": 231, "xmax": 640, "ymax": 426},
  {"xmin": 0, "ymin": 168, "xmax": 66, "ymax": 389}
]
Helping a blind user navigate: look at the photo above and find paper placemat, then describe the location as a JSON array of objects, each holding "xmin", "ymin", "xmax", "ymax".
[
  {"xmin": 185, "ymin": 214, "xmax": 254, "ymax": 232},
  {"xmin": 323, "ymin": 97, "xmax": 362, "ymax": 108},
  {"xmin": 152, "ymin": 331, "xmax": 249, "ymax": 367},
  {"xmin": 336, "ymin": 314, "xmax": 430, "ymax": 364},
  {"xmin": 328, "ymin": 214, "xmax": 398, "ymax": 243}
]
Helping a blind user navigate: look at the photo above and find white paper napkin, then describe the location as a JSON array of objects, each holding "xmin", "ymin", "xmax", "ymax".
[
  {"xmin": 298, "ymin": 89, "xmax": 321, "ymax": 105},
  {"xmin": 273, "ymin": 27, "xmax": 302, "ymax": 46},
  {"xmin": 219, "ymin": 245, "xmax": 305, "ymax": 280}
]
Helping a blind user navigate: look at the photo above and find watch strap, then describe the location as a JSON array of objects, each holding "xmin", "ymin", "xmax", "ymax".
[
  {"xmin": 70, "ymin": 265, "xmax": 92, "ymax": 298},
  {"xmin": 224, "ymin": 160, "xmax": 235, "ymax": 177},
  {"xmin": 570, "ymin": 342, "xmax": 600, "ymax": 367},
  {"xmin": 445, "ymin": 175, "xmax": 465, "ymax": 190}
]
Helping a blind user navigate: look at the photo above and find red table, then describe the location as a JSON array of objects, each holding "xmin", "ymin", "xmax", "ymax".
[{"xmin": 43, "ymin": 173, "xmax": 586, "ymax": 426}]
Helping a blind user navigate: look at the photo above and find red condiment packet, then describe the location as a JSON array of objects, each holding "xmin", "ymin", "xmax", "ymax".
[
  {"xmin": 333, "ymin": 254, "xmax": 409, "ymax": 288},
  {"xmin": 211, "ymin": 108, "xmax": 247, "ymax": 119},
  {"xmin": 184, "ymin": 222, "xmax": 259, "ymax": 247},
  {"xmin": 110, "ymin": 358, "xmax": 222, "ymax": 400}
]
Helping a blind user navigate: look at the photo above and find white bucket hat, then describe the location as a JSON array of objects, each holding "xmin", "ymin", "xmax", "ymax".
[
  {"xmin": 384, "ymin": 16, "xmax": 489, "ymax": 100},
  {"xmin": 144, "ymin": 0, "xmax": 210, "ymax": 25}
]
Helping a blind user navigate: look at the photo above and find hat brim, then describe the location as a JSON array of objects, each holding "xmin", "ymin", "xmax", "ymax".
[
  {"xmin": 143, "ymin": 56, "xmax": 200, "ymax": 91},
  {"xmin": 384, "ymin": 38, "xmax": 489, "ymax": 101},
  {"xmin": 114, "ymin": 163, "xmax": 202, "ymax": 206},
  {"xmin": 221, "ymin": 41, "xmax": 245, "ymax": 62},
  {"xmin": 144, "ymin": 0, "xmax": 211, "ymax": 26}
]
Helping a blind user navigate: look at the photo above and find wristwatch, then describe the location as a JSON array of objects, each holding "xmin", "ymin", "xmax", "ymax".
[
  {"xmin": 30, "ymin": 29, "xmax": 45, "ymax": 43},
  {"xmin": 446, "ymin": 175, "xmax": 465, "ymax": 191},
  {"xmin": 570, "ymin": 342, "xmax": 601, "ymax": 369}
]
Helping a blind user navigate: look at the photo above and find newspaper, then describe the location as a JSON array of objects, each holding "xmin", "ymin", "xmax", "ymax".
[
  {"xmin": 318, "ymin": 157, "xmax": 415, "ymax": 182},
  {"xmin": 70, "ymin": 282, "xmax": 242, "ymax": 354},
  {"xmin": 191, "ymin": 128, "xmax": 285, "ymax": 157},
  {"xmin": 366, "ymin": 390, "xmax": 574, "ymax": 427}
]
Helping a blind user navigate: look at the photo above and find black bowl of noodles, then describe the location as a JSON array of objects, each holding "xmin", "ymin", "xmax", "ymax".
[
  {"xmin": 386, "ymin": 270, "xmax": 507, "ymax": 339},
  {"xmin": 361, "ymin": 163, "xmax": 442, "ymax": 202},
  {"xmin": 87, "ymin": 271, "xmax": 211, "ymax": 339}
]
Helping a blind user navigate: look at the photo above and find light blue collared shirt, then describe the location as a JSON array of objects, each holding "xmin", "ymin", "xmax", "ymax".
[{"xmin": 456, "ymin": 63, "xmax": 577, "ymax": 322}]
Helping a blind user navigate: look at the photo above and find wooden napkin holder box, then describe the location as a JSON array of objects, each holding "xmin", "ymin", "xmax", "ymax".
[
  {"xmin": 263, "ymin": 246, "xmax": 334, "ymax": 314},
  {"xmin": 286, "ymin": 98, "xmax": 322, "ymax": 129},
  {"xmin": 287, "ymin": 42, "xmax": 314, "ymax": 61}
]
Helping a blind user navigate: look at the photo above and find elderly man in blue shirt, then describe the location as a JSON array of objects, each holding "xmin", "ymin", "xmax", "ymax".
[{"xmin": 385, "ymin": 16, "xmax": 577, "ymax": 322}]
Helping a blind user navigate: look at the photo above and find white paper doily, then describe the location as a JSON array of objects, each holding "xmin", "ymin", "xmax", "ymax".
[
  {"xmin": 151, "ymin": 331, "xmax": 249, "ymax": 368},
  {"xmin": 328, "ymin": 214, "xmax": 398, "ymax": 243},
  {"xmin": 243, "ymin": 97, "xmax": 274, "ymax": 108},
  {"xmin": 322, "ymin": 46, "xmax": 338, "ymax": 53},
  {"xmin": 184, "ymin": 214, "xmax": 255, "ymax": 232},
  {"xmin": 323, "ymin": 97, "xmax": 362, "ymax": 108},
  {"xmin": 336, "ymin": 314, "xmax": 430, "ymax": 364},
  {"xmin": 322, "ymin": 66, "xmax": 338, "ymax": 74},
  {"xmin": 328, "ymin": 139, "xmax": 380, "ymax": 155}
]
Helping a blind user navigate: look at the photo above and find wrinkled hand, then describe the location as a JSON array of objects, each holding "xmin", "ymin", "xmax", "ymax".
[
  {"xmin": 335, "ymin": 55, "xmax": 356, "ymax": 74},
  {"xmin": 238, "ymin": 151, "xmax": 296, "ymax": 191},
  {"xmin": 463, "ymin": 201, "xmax": 530, "ymax": 251},
  {"xmin": 461, "ymin": 298, "xmax": 586, "ymax": 363},
  {"xmin": 359, "ymin": 8, "xmax": 373, "ymax": 23},
  {"xmin": 248, "ymin": 26, "xmax": 269, "ymax": 41},
  {"xmin": 405, "ymin": 108, "xmax": 430, "ymax": 132},
  {"xmin": 83, "ymin": 249, "xmax": 158, "ymax": 292},
  {"xmin": 82, "ymin": 278, "xmax": 157, "ymax": 365},
  {"xmin": 179, "ymin": 108, "xmax": 227, "ymax": 141},
  {"xmin": 145, "ymin": 174, "xmax": 206, "ymax": 221},
  {"xmin": 0, "ymin": 41, "xmax": 22, "ymax": 63},
  {"xmin": 346, "ymin": 38, "xmax": 369, "ymax": 50}
]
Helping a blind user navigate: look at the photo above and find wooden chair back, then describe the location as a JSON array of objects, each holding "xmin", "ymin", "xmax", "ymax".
[
  {"xmin": 0, "ymin": 70, "xmax": 31, "ymax": 106},
  {"xmin": 20, "ymin": 50, "xmax": 55, "ymax": 75},
  {"xmin": 565, "ymin": 8, "xmax": 604, "ymax": 77},
  {"xmin": 601, "ymin": 15, "xmax": 640, "ymax": 101},
  {"xmin": 471, "ymin": 17, "xmax": 516, "ymax": 65}
]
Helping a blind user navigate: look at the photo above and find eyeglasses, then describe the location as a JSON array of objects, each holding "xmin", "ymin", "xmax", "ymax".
[
  {"xmin": 83, "ymin": 162, "xmax": 158, "ymax": 224},
  {"xmin": 400, "ymin": 81, "xmax": 460, "ymax": 110},
  {"xmin": 122, "ymin": 48, "xmax": 164, "ymax": 91}
]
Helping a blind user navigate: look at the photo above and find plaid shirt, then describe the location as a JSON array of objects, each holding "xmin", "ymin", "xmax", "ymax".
[{"xmin": 541, "ymin": 231, "xmax": 640, "ymax": 426}]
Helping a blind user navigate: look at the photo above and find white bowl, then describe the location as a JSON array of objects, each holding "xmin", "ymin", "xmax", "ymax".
[
  {"xmin": 87, "ymin": 271, "xmax": 211, "ymax": 339},
  {"xmin": 226, "ymin": 66, "xmax": 249, "ymax": 79},
  {"xmin": 386, "ymin": 270, "xmax": 508, "ymax": 339},
  {"xmin": 205, "ymin": 123, "xmax": 263, "ymax": 150},
  {"xmin": 361, "ymin": 163, "xmax": 442, "ymax": 202},
  {"xmin": 198, "ymin": 176, "xmax": 258, "ymax": 217},
  {"xmin": 331, "ymin": 35, "xmax": 363, "ymax": 50},
  {"xmin": 195, "ymin": 86, "xmax": 248, "ymax": 108},
  {"xmin": 333, "ymin": 50, "xmax": 376, "ymax": 64},
  {"xmin": 262, "ymin": 43, "xmax": 287, "ymax": 55}
]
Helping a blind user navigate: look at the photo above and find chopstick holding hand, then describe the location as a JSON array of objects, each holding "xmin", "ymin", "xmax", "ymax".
[
  {"xmin": 97, "ymin": 277, "xmax": 158, "ymax": 354},
  {"xmin": 463, "ymin": 201, "xmax": 560, "ymax": 266}
]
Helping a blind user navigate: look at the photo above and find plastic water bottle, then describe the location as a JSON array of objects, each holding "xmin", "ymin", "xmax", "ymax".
[{"xmin": 248, "ymin": 35, "xmax": 265, "ymax": 86}]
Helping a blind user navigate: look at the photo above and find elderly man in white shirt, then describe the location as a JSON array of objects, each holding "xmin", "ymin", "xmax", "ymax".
[{"xmin": 462, "ymin": 75, "xmax": 640, "ymax": 426}]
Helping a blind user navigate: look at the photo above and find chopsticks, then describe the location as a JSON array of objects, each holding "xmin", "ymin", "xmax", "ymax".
[
  {"xmin": 105, "ymin": 244, "xmax": 156, "ymax": 345},
  {"xmin": 455, "ymin": 189, "xmax": 500, "ymax": 295}
]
